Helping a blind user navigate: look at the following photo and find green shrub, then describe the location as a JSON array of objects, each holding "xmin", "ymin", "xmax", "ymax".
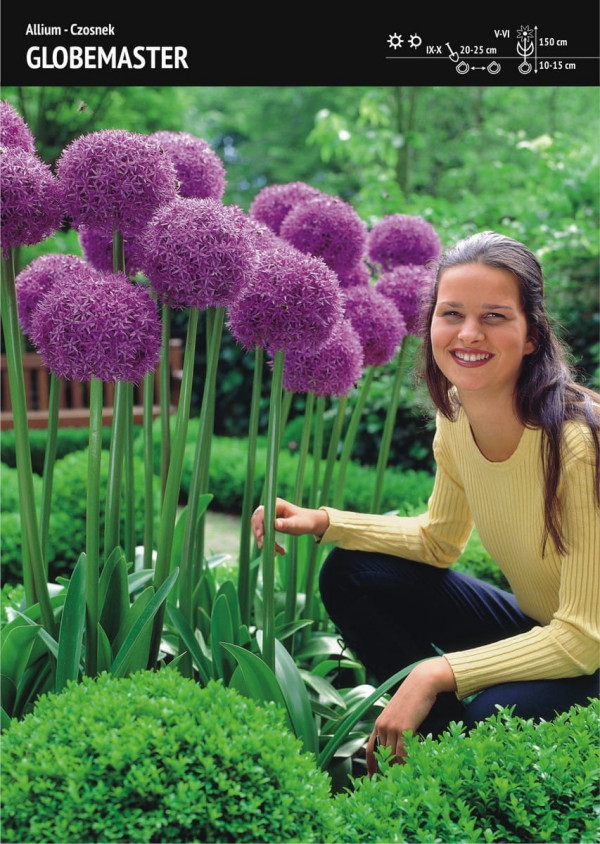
[
  {"xmin": 0, "ymin": 669, "xmax": 340, "ymax": 844},
  {"xmin": 0, "ymin": 465, "xmax": 43, "ymax": 583},
  {"xmin": 335, "ymin": 700, "xmax": 600, "ymax": 843},
  {"xmin": 1, "ymin": 450, "xmax": 160, "ymax": 584},
  {"xmin": 0, "ymin": 426, "xmax": 113, "ymax": 475}
]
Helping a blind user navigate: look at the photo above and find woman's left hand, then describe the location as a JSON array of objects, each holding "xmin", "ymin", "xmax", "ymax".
[{"xmin": 366, "ymin": 656, "xmax": 457, "ymax": 776}]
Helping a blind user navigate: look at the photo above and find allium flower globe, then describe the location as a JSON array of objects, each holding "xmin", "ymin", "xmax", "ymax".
[
  {"xmin": 1, "ymin": 101, "xmax": 36, "ymax": 153},
  {"xmin": 15, "ymin": 253, "xmax": 92, "ymax": 338},
  {"xmin": 151, "ymin": 130, "xmax": 226, "ymax": 200},
  {"xmin": 342, "ymin": 285, "xmax": 407, "ymax": 367},
  {"xmin": 375, "ymin": 264, "xmax": 435, "ymax": 334},
  {"xmin": 249, "ymin": 181, "xmax": 322, "ymax": 236},
  {"xmin": 368, "ymin": 214, "xmax": 442, "ymax": 271},
  {"xmin": 228, "ymin": 245, "xmax": 343, "ymax": 355},
  {"xmin": 1, "ymin": 147, "xmax": 65, "ymax": 257},
  {"xmin": 30, "ymin": 270, "xmax": 162, "ymax": 383},
  {"xmin": 78, "ymin": 225, "xmax": 146, "ymax": 276},
  {"xmin": 337, "ymin": 260, "xmax": 371, "ymax": 289},
  {"xmin": 282, "ymin": 318, "xmax": 364, "ymax": 397},
  {"xmin": 56, "ymin": 129, "xmax": 178, "ymax": 237},
  {"xmin": 142, "ymin": 197, "xmax": 257, "ymax": 310},
  {"xmin": 280, "ymin": 195, "xmax": 368, "ymax": 277}
]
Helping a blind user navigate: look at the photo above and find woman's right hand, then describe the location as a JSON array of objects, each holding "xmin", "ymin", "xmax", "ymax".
[{"xmin": 251, "ymin": 498, "xmax": 330, "ymax": 554}]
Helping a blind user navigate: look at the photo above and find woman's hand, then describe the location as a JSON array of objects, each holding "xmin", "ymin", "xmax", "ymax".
[
  {"xmin": 251, "ymin": 498, "xmax": 330, "ymax": 554},
  {"xmin": 366, "ymin": 657, "xmax": 456, "ymax": 775}
]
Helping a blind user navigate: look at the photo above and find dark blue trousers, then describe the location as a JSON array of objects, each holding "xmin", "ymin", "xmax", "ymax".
[{"xmin": 319, "ymin": 547, "xmax": 599, "ymax": 735}]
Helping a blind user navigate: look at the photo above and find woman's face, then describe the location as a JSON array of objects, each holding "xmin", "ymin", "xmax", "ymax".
[{"xmin": 430, "ymin": 262, "xmax": 536, "ymax": 402}]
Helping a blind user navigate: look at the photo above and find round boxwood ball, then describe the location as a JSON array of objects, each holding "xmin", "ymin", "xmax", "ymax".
[{"xmin": 1, "ymin": 669, "xmax": 340, "ymax": 843}]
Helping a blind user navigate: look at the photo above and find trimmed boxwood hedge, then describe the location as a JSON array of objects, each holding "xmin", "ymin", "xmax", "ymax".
[{"xmin": 0, "ymin": 669, "xmax": 340, "ymax": 844}]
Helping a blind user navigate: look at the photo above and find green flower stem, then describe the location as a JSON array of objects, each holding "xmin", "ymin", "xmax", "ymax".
[
  {"xmin": 262, "ymin": 349, "xmax": 285, "ymax": 672},
  {"xmin": 332, "ymin": 366, "xmax": 376, "ymax": 509},
  {"xmin": 0, "ymin": 253, "xmax": 56, "ymax": 636},
  {"xmin": 104, "ymin": 231, "xmax": 129, "ymax": 560},
  {"xmin": 284, "ymin": 390, "xmax": 315, "ymax": 626},
  {"xmin": 238, "ymin": 345, "xmax": 264, "ymax": 627},
  {"xmin": 149, "ymin": 307, "xmax": 199, "ymax": 666},
  {"xmin": 299, "ymin": 395, "xmax": 326, "ymax": 634},
  {"xmin": 122, "ymin": 382, "xmax": 135, "ymax": 562},
  {"xmin": 86, "ymin": 377, "xmax": 104, "ymax": 677},
  {"xmin": 159, "ymin": 305, "xmax": 172, "ymax": 501},
  {"xmin": 180, "ymin": 306, "xmax": 224, "ymax": 637},
  {"xmin": 320, "ymin": 393, "xmax": 348, "ymax": 506},
  {"xmin": 39, "ymin": 372, "xmax": 61, "ymax": 573},
  {"xmin": 103, "ymin": 381, "xmax": 127, "ymax": 558},
  {"xmin": 370, "ymin": 335, "xmax": 414, "ymax": 513},
  {"xmin": 142, "ymin": 370, "xmax": 155, "ymax": 569}
]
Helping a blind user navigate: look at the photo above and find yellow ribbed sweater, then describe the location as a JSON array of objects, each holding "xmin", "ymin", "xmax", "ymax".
[{"xmin": 321, "ymin": 408, "xmax": 600, "ymax": 699}]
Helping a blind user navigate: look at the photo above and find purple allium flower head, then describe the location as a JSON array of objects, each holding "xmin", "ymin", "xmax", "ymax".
[
  {"xmin": 245, "ymin": 216, "xmax": 287, "ymax": 252},
  {"xmin": 16, "ymin": 253, "xmax": 92, "ymax": 338},
  {"xmin": 342, "ymin": 285, "xmax": 407, "ymax": 367},
  {"xmin": 30, "ymin": 270, "xmax": 162, "ymax": 382},
  {"xmin": 249, "ymin": 181, "xmax": 322, "ymax": 236},
  {"xmin": 367, "ymin": 214, "xmax": 442, "ymax": 271},
  {"xmin": 375, "ymin": 264, "xmax": 435, "ymax": 334},
  {"xmin": 1, "ymin": 147, "xmax": 65, "ymax": 258},
  {"xmin": 142, "ymin": 197, "xmax": 258, "ymax": 310},
  {"xmin": 279, "ymin": 195, "xmax": 368, "ymax": 276},
  {"xmin": 56, "ymin": 129, "xmax": 178, "ymax": 237},
  {"xmin": 151, "ymin": 130, "xmax": 226, "ymax": 200},
  {"xmin": 227, "ymin": 244, "xmax": 343, "ymax": 355},
  {"xmin": 336, "ymin": 260, "xmax": 372, "ymax": 289},
  {"xmin": 1, "ymin": 101, "xmax": 36, "ymax": 153},
  {"xmin": 78, "ymin": 224, "xmax": 146, "ymax": 276},
  {"xmin": 282, "ymin": 318, "xmax": 364, "ymax": 398}
]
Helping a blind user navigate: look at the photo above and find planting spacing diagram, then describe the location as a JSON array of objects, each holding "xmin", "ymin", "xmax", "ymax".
[{"xmin": 385, "ymin": 23, "xmax": 595, "ymax": 79}]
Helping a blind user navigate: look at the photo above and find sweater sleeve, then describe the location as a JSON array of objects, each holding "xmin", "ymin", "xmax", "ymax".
[
  {"xmin": 445, "ymin": 425, "xmax": 600, "ymax": 699},
  {"xmin": 320, "ymin": 418, "xmax": 474, "ymax": 567}
]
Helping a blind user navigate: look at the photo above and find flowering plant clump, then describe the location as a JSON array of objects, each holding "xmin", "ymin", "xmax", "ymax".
[
  {"xmin": 375, "ymin": 264, "xmax": 436, "ymax": 334},
  {"xmin": 342, "ymin": 285, "xmax": 407, "ymax": 367},
  {"xmin": 151, "ymin": 130, "xmax": 226, "ymax": 200},
  {"xmin": 249, "ymin": 181, "xmax": 322, "ymax": 235},
  {"xmin": 367, "ymin": 213, "xmax": 442, "ymax": 271},
  {"xmin": 56, "ymin": 129, "xmax": 178, "ymax": 236},
  {"xmin": 0, "ymin": 100, "xmax": 36, "ymax": 153},
  {"xmin": 15, "ymin": 253, "xmax": 91, "ymax": 338},
  {"xmin": 77, "ymin": 224, "xmax": 146, "ymax": 276},
  {"xmin": 280, "ymin": 195, "xmax": 368, "ymax": 277},
  {"xmin": 228, "ymin": 244, "xmax": 343, "ymax": 354},
  {"xmin": 282, "ymin": 317, "xmax": 364, "ymax": 397},
  {"xmin": 142, "ymin": 197, "xmax": 258, "ymax": 310},
  {"xmin": 30, "ymin": 270, "xmax": 162, "ymax": 382},
  {"xmin": 0, "ymin": 147, "xmax": 65, "ymax": 257}
]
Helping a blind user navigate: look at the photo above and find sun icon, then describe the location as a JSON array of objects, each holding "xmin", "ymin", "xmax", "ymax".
[{"xmin": 388, "ymin": 33, "xmax": 404, "ymax": 49}]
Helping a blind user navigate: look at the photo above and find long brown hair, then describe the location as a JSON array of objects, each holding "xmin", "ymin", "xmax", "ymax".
[{"xmin": 419, "ymin": 230, "xmax": 600, "ymax": 555}]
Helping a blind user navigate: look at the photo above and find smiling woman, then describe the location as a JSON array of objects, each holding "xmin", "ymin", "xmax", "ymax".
[{"xmin": 252, "ymin": 230, "xmax": 600, "ymax": 775}]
